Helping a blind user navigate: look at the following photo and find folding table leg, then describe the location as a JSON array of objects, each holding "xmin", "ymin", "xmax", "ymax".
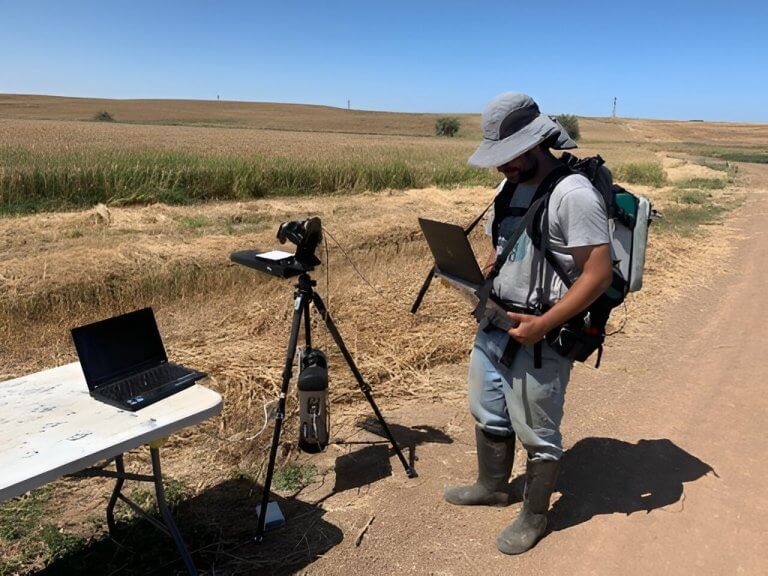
[
  {"xmin": 149, "ymin": 441, "xmax": 198, "ymax": 576},
  {"xmin": 106, "ymin": 454, "xmax": 126, "ymax": 535}
]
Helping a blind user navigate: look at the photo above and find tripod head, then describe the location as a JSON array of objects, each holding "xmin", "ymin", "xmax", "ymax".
[
  {"xmin": 277, "ymin": 217, "xmax": 322, "ymax": 268},
  {"xmin": 230, "ymin": 217, "xmax": 323, "ymax": 278}
]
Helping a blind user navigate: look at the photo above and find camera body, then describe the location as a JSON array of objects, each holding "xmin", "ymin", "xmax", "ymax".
[
  {"xmin": 230, "ymin": 216, "xmax": 323, "ymax": 278},
  {"xmin": 277, "ymin": 217, "xmax": 322, "ymax": 268}
]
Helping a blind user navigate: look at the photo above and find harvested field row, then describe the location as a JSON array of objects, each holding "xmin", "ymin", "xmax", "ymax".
[{"xmin": 0, "ymin": 154, "xmax": 744, "ymax": 441}]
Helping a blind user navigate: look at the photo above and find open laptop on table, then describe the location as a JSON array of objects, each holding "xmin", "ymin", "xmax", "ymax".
[
  {"xmin": 418, "ymin": 217, "xmax": 518, "ymax": 332},
  {"xmin": 71, "ymin": 307, "xmax": 207, "ymax": 411}
]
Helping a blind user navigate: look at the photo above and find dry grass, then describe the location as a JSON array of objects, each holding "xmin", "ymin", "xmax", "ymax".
[{"xmin": 0, "ymin": 98, "xmax": 762, "ymax": 573}]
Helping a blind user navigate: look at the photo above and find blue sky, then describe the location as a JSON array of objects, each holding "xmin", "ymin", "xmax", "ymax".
[{"xmin": 1, "ymin": 0, "xmax": 766, "ymax": 121}]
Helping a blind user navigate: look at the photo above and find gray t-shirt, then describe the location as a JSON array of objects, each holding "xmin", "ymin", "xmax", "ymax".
[{"xmin": 485, "ymin": 173, "xmax": 610, "ymax": 309}]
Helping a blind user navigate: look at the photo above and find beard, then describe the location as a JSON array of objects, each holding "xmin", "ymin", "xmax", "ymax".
[
  {"xmin": 501, "ymin": 152, "xmax": 539, "ymax": 183},
  {"xmin": 516, "ymin": 158, "xmax": 539, "ymax": 183}
]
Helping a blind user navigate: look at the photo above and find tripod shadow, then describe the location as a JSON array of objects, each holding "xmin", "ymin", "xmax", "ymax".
[
  {"xmin": 549, "ymin": 437, "xmax": 716, "ymax": 532},
  {"xmin": 358, "ymin": 416, "xmax": 454, "ymax": 447},
  {"xmin": 38, "ymin": 478, "xmax": 343, "ymax": 576},
  {"xmin": 331, "ymin": 417, "xmax": 453, "ymax": 494}
]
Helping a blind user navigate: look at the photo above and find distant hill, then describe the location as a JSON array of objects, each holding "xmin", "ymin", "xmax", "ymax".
[
  {"xmin": 0, "ymin": 94, "xmax": 483, "ymax": 137},
  {"xmin": 2, "ymin": 94, "xmax": 765, "ymax": 149}
]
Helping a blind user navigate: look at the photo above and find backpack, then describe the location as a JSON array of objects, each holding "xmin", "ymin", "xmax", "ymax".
[
  {"xmin": 557, "ymin": 153, "xmax": 653, "ymax": 294},
  {"xmin": 478, "ymin": 153, "xmax": 654, "ymax": 367}
]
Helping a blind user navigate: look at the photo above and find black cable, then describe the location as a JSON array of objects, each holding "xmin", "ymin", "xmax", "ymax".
[
  {"xmin": 322, "ymin": 226, "xmax": 460, "ymax": 321},
  {"xmin": 323, "ymin": 234, "xmax": 330, "ymax": 313},
  {"xmin": 322, "ymin": 226, "xmax": 395, "ymax": 305}
]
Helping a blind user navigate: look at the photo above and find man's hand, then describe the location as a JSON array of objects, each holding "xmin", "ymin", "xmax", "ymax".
[
  {"xmin": 506, "ymin": 312, "xmax": 551, "ymax": 346},
  {"xmin": 505, "ymin": 243, "xmax": 612, "ymax": 346}
]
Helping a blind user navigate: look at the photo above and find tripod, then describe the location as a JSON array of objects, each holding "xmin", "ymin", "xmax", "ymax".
[{"xmin": 256, "ymin": 272, "xmax": 417, "ymax": 541}]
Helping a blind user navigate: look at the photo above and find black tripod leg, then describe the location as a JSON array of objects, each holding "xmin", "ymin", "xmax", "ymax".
[
  {"xmin": 410, "ymin": 266, "xmax": 435, "ymax": 314},
  {"xmin": 311, "ymin": 292, "xmax": 417, "ymax": 478},
  {"xmin": 303, "ymin": 291, "xmax": 312, "ymax": 349},
  {"xmin": 255, "ymin": 292, "xmax": 307, "ymax": 542}
]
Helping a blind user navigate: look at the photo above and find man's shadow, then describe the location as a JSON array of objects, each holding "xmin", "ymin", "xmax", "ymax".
[{"xmin": 549, "ymin": 437, "xmax": 716, "ymax": 532}]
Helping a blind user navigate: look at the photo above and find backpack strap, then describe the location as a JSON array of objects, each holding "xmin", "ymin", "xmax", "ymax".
[
  {"xmin": 491, "ymin": 180, "xmax": 517, "ymax": 248},
  {"xmin": 473, "ymin": 164, "xmax": 574, "ymax": 327}
]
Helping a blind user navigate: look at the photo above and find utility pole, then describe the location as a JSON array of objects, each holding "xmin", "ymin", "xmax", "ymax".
[
  {"xmin": 347, "ymin": 99, "xmax": 351, "ymax": 110},
  {"xmin": 612, "ymin": 97, "xmax": 617, "ymax": 118}
]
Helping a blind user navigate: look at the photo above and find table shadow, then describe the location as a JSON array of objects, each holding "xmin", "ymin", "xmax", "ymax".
[{"xmin": 37, "ymin": 478, "xmax": 343, "ymax": 576}]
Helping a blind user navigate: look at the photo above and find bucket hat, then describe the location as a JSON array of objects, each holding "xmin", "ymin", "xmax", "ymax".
[{"xmin": 468, "ymin": 92, "xmax": 577, "ymax": 168}]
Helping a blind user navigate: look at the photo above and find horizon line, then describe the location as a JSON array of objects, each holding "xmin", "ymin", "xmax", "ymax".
[{"xmin": 2, "ymin": 92, "xmax": 767, "ymax": 125}]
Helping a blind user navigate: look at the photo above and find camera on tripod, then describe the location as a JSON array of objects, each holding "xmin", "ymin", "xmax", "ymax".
[
  {"xmin": 229, "ymin": 214, "xmax": 416, "ymax": 542},
  {"xmin": 230, "ymin": 216, "xmax": 323, "ymax": 278}
]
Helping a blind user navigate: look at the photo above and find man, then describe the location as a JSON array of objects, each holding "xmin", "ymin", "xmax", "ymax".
[{"xmin": 444, "ymin": 92, "xmax": 613, "ymax": 554}]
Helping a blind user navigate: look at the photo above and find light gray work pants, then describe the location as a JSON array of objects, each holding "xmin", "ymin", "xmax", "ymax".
[{"xmin": 468, "ymin": 325, "xmax": 572, "ymax": 462}]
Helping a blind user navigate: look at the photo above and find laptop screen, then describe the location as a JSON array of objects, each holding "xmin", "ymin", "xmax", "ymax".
[
  {"xmin": 71, "ymin": 307, "xmax": 167, "ymax": 390},
  {"xmin": 418, "ymin": 218, "xmax": 485, "ymax": 286}
]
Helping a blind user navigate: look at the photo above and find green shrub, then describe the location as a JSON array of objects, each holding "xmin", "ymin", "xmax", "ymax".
[
  {"xmin": 93, "ymin": 111, "xmax": 114, "ymax": 122},
  {"xmin": 675, "ymin": 178, "xmax": 726, "ymax": 190},
  {"xmin": 674, "ymin": 189, "xmax": 711, "ymax": 204},
  {"xmin": 435, "ymin": 116, "xmax": 460, "ymax": 137},
  {"xmin": 177, "ymin": 215, "xmax": 210, "ymax": 229},
  {"xmin": 40, "ymin": 524, "xmax": 86, "ymax": 562},
  {"xmin": 555, "ymin": 114, "xmax": 580, "ymax": 141},
  {"xmin": 273, "ymin": 463, "xmax": 317, "ymax": 491},
  {"xmin": 614, "ymin": 161, "xmax": 667, "ymax": 187},
  {"xmin": 710, "ymin": 150, "xmax": 768, "ymax": 164}
]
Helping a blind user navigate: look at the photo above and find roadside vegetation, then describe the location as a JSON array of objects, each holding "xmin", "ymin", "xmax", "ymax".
[
  {"xmin": 659, "ymin": 174, "xmax": 742, "ymax": 236},
  {"xmin": 613, "ymin": 160, "xmax": 667, "ymax": 187}
]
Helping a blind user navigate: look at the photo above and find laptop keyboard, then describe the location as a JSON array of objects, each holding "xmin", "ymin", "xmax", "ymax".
[{"xmin": 100, "ymin": 363, "xmax": 193, "ymax": 402}]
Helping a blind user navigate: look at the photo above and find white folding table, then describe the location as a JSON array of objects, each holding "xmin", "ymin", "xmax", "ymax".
[{"xmin": 0, "ymin": 362, "xmax": 223, "ymax": 575}]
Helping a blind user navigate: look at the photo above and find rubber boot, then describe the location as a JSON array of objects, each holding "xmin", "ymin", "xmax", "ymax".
[
  {"xmin": 444, "ymin": 425, "xmax": 516, "ymax": 507},
  {"xmin": 496, "ymin": 458, "xmax": 560, "ymax": 555}
]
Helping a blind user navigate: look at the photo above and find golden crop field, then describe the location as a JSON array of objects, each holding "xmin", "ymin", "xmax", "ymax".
[{"xmin": 9, "ymin": 95, "xmax": 764, "ymax": 214}]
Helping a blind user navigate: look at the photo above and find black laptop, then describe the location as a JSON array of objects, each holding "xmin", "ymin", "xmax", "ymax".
[
  {"xmin": 418, "ymin": 217, "xmax": 518, "ymax": 331},
  {"xmin": 71, "ymin": 307, "xmax": 207, "ymax": 411},
  {"xmin": 418, "ymin": 218, "xmax": 485, "ymax": 287}
]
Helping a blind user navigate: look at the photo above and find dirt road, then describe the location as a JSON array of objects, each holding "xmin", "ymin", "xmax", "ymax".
[{"xmin": 290, "ymin": 164, "xmax": 768, "ymax": 575}]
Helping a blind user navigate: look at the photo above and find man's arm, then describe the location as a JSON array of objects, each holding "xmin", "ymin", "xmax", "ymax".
[{"xmin": 505, "ymin": 243, "xmax": 612, "ymax": 346}]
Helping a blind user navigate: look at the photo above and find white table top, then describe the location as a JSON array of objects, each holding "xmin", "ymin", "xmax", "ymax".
[{"xmin": 0, "ymin": 362, "xmax": 223, "ymax": 502}]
